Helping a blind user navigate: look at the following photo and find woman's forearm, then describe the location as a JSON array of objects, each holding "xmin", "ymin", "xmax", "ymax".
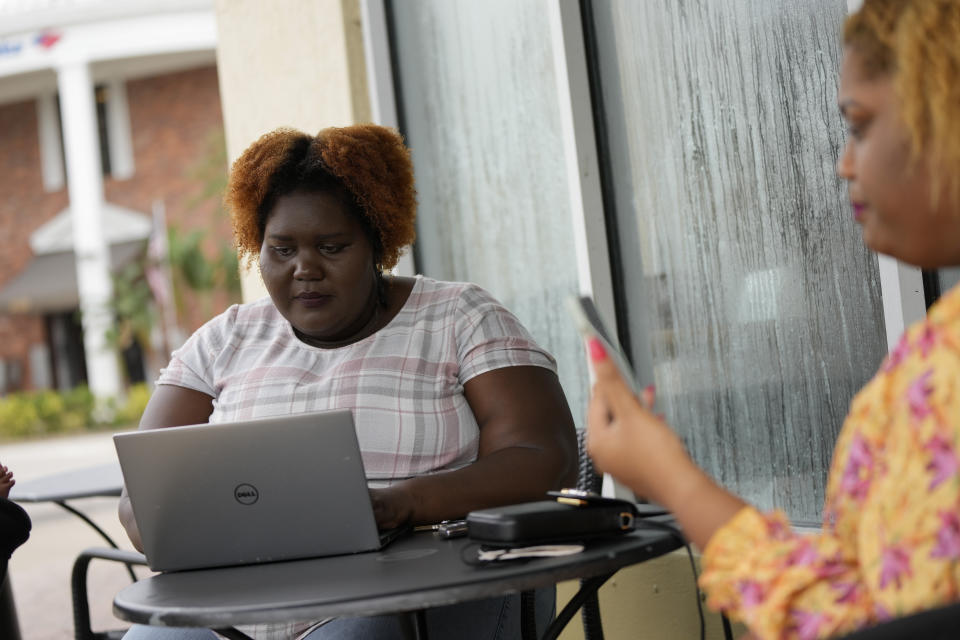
[
  {"xmin": 642, "ymin": 459, "xmax": 747, "ymax": 551},
  {"xmin": 118, "ymin": 494, "xmax": 144, "ymax": 552},
  {"xmin": 393, "ymin": 443, "xmax": 573, "ymax": 525}
]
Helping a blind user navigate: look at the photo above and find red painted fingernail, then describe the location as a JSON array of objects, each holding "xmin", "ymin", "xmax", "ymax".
[
  {"xmin": 588, "ymin": 338, "xmax": 607, "ymax": 362},
  {"xmin": 645, "ymin": 384, "xmax": 655, "ymax": 395}
]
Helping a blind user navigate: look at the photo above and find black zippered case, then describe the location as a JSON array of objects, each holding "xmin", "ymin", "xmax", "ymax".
[{"xmin": 465, "ymin": 499, "xmax": 638, "ymax": 546}]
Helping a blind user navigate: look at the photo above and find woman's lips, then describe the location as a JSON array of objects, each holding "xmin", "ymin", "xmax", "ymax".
[
  {"xmin": 295, "ymin": 293, "xmax": 332, "ymax": 308},
  {"xmin": 852, "ymin": 202, "xmax": 866, "ymax": 222}
]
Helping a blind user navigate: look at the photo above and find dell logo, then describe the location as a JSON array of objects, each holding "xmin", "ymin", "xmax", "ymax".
[{"xmin": 234, "ymin": 483, "xmax": 259, "ymax": 505}]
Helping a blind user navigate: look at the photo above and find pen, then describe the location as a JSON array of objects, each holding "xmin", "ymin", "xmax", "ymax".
[{"xmin": 413, "ymin": 519, "xmax": 469, "ymax": 538}]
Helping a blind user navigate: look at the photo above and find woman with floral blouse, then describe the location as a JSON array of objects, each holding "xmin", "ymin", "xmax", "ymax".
[{"xmin": 585, "ymin": 1, "xmax": 960, "ymax": 638}]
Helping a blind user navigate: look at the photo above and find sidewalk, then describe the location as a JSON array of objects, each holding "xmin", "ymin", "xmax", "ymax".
[{"xmin": 3, "ymin": 430, "xmax": 147, "ymax": 640}]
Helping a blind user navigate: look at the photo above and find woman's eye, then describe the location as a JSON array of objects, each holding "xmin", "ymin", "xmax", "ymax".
[
  {"xmin": 272, "ymin": 246, "xmax": 294, "ymax": 257},
  {"xmin": 844, "ymin": 118, "xmax": 870, "ymax": 141},
  {"xmin": 320, "ymin": 244, "xmax": 345, "ymax": 254}
]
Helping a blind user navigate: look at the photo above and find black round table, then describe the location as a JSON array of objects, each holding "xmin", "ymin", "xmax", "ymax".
[{"xmin": 114, "ymin": 524, "xmax": 683, "ymax": 640}]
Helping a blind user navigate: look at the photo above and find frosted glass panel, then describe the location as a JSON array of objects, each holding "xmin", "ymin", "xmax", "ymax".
[
  {"xmin": 389, "ymin": 0, "xmax": 588, "ymax": 423},
  {"xmin": 592, "ymin": 1, "xmax": 888, "ymax": 522}
]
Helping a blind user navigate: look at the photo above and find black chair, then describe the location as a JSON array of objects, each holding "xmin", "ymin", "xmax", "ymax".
[
  {"xmin": 0, "ymin": 497, "xmax": 31, "ymax": 640},
  {"xmin": 837, "ymin": 601, "xmax": 960, "ymax": 640},
  {"xmin": 1, "ymin": 572, "xmax": 23, "ymax": 640},
  {"xmin": 519, "ymin": 429, "xmax": 606, "ymax": 640},
  {"xmin": 71, "ymin": 547, "xmax": 148, "ymax": 639},
  {"xmin": 573, "ymin": 429, "xmax": 605, "ymax": 640}
]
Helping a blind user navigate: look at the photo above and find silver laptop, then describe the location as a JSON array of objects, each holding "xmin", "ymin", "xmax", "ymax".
[{"xmin": 114, "ymin": 409, "xmax": 406, "ymax": 572}]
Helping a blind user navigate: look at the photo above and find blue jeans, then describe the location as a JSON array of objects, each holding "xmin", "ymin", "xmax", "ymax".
[{"xmin": 122, "ymin": 587, "xmax": 556, "ymax": 639}]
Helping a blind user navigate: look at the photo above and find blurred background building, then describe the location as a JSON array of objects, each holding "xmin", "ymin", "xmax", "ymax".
[{"xmin": 0, "ymin": 0, "xmax": 238, "ymax": 399}]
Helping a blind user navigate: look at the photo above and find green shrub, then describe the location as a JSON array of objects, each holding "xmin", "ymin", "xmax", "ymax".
[
  {"xmin": 114, "ymin": 383, "xmax": 151, "ymax": 427},
  {"xmin": 0, "ymin": 395, "xmax": 42, "ymax": 438},
  {"xmin": 62, "ymin": 385, "xmax": 96, "ymax": 428},
  {"xmin": 0, "ymin": 384, "xmax": 152, "ymax": 440},
  {"xmin": 34, "ymin": 390, "xmax": 66, "ymax": 433}
]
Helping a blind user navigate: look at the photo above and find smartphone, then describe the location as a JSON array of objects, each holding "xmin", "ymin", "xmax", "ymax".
[{"xmin": 565, "ymin": 295, "xmax": 643, "ymax": 395}]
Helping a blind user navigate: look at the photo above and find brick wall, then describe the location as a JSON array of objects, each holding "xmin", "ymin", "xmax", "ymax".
[
  {"xmin": 0, "ymin": 99, "xmax": 68, "ymax": 391},
  {"xmin": 0, "ymin": 64, "xmax": 237, "ymax": 392}
]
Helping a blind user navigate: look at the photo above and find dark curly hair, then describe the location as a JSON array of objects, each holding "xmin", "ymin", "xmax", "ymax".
[{"xmin": 225, "ymin": 124, "xmax": 417, "ymax": 270}]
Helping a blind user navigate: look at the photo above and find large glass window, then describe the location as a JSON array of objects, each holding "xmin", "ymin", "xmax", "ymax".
[
  {"xmin": 388, "ymin": 0, "xmax": 589, "ymax": 421},
  {"xmin": 590, "ymin": 1, "xmax": 888, "ymax": 523}
]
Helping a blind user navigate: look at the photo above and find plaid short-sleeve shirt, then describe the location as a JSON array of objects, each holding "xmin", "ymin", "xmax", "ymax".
[{"xmin": 157, "ymin": 276, "xmax": 556, "ymax": 484}]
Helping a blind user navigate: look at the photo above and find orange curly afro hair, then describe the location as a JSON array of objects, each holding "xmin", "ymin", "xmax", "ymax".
[{"xmin": 225, "ymin": 124, "xmax": 417, "ymax": 269}]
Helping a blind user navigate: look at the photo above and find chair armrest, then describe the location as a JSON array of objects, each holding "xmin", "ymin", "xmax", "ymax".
[
  {"xmin": 71, "ymin": 547, "xmax": 147, "ymax": 640},
  {"xmin": 74, "ymin": 547, "xmax": 147, "ymax": 566},
  {"xmin": 838, "ymin": 601, "xmax": 960, "ymax": 639}
]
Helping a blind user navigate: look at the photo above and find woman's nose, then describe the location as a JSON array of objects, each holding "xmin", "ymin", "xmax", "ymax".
[
  {"xmin": 836, "ymin": 139, "xmax": 855, "ymax": 181},
  {"xmin": 293, "ymin": 251, "xmax": 324, "ymax": 280}
]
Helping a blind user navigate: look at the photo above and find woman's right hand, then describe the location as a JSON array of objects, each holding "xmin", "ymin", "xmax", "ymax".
[
  {"xmin": 369, "ymin": 485, "xmax": 416, "ymax": 530},
  {"xmin": 0, "ymin": 462, "xmax": 14, "ymax": 499},
  {"xmin": 585, "ymin": 338, "xmax": 747, "ymax": 549},
  {"xmin": 584, "ymin": 338, "xmax": 698, "ymax": 506}
]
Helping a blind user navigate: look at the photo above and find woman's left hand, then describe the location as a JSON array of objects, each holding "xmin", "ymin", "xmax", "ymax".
[{"xmin": 369, "ymin": 485, "xmax": 417, "ymax": 530}]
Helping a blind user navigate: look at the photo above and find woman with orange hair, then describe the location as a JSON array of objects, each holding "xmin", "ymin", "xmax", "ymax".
[
  {"xmin": 120, "ymin": 124, "xmax": 576, "ymax": 639},
  {"xmin": 586, "ymin": 1, "xmax": 960, "ymax": 637}
]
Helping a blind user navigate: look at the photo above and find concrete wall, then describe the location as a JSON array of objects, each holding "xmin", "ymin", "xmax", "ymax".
[
  {"xmin": 213, "ymin": 0, "xmax": 371, "ymax": 303},
  {"xmin": 557, "ymin": 549, "xmax": 746, "ymax": 640}
]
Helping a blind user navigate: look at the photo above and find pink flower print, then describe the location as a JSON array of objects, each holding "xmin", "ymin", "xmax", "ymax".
[
  {"xmin": 832, "ymin": 581, "xmax": 862, "ymax": 605},
  {"xmin": 815, "ymin": 556, "xmax": 849, "ymax": 580},
  {"xmin": 883, "ymin": 334, "xmax": 910, "ymax": 372},
  {"xmin": 785, "ymin": 541, "xmax": 820, "ymax": 569},
  {"xmin": 918, "ymin": 324, "xmax": 937, "ymax": 358},
  {"xmin": 878, "ymin": 545, "xmax": 913, "ymax": 590},
  {"xmin": 931, "ymin": 511, "xmax": 960, "ymax": 560},
  {"xmin": 765, "ymin": 517, "xmax": 790, "ymax": 541},
  {"xmin": 737, "ymin": 580, "xmax": 765, "ymax": 609},
  {"xmin": 789, "ymin": 609, "xmax": 831, "ymax": 640},
  {"xmin": 925, "ymin": 435, "xmax": 959, "ymax": 491},
  {"xmin": 874, "ymin": 602, "xmax": 893, "ymax": 622},
  {"xmin": 907, "ymin": 369, "xmax": 935, "ymax": 422},
  {"xmin": 840, "ymin": 435, "xmax": 873, "ymax": 501}
]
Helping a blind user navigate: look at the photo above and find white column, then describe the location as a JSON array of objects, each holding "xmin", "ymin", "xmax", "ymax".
[
  {"xmin": 57, "ymin": 61, "xmax": 122, "ymax": 400},
  {"xmin": 548, "ymin": 0, "xmax": 615, "ymax": 318},
  {"xmin": 876, "ymin": 254, "xmax": 926, "ymax": 350},
  {"xmin": 548, "ymin": 0, "xmax": 636, "ymax": 502},
  {"xmin": 36, "ymin": 92, "xmax": 65, "ymax": 192},
  {"xmin": 359, "ymin": 0, "xmax": 415, "ymax": 277},
  {"xmin": 106, "ymin": 78, "xmax": 135, "ymax": 179}
]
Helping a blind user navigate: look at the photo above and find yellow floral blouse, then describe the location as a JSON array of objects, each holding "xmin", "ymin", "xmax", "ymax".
[{"xmin": 699, "ymin": 284, "xmax": 960, "ymax": 639}]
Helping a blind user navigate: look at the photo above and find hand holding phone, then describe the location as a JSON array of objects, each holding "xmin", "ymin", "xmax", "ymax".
[{"xmin": 565, "ymin": 295, "xmax": 643, "ymax": 395}]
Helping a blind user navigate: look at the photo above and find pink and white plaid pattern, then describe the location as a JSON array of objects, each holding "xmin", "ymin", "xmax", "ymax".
[{"xmin": 157, "ymin": 276, "xmax": 556, "ymax": 484}]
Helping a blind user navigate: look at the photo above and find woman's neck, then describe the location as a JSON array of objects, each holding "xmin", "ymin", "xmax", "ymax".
[{"xmin": 293, "ymin": 275, "xmax": 415, "ymax": 349}]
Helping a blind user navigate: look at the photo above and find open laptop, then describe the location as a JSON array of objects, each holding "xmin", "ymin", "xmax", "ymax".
[{"xmin": 114, "ymin": 409, "xmax": 408, "ymax": 572}]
